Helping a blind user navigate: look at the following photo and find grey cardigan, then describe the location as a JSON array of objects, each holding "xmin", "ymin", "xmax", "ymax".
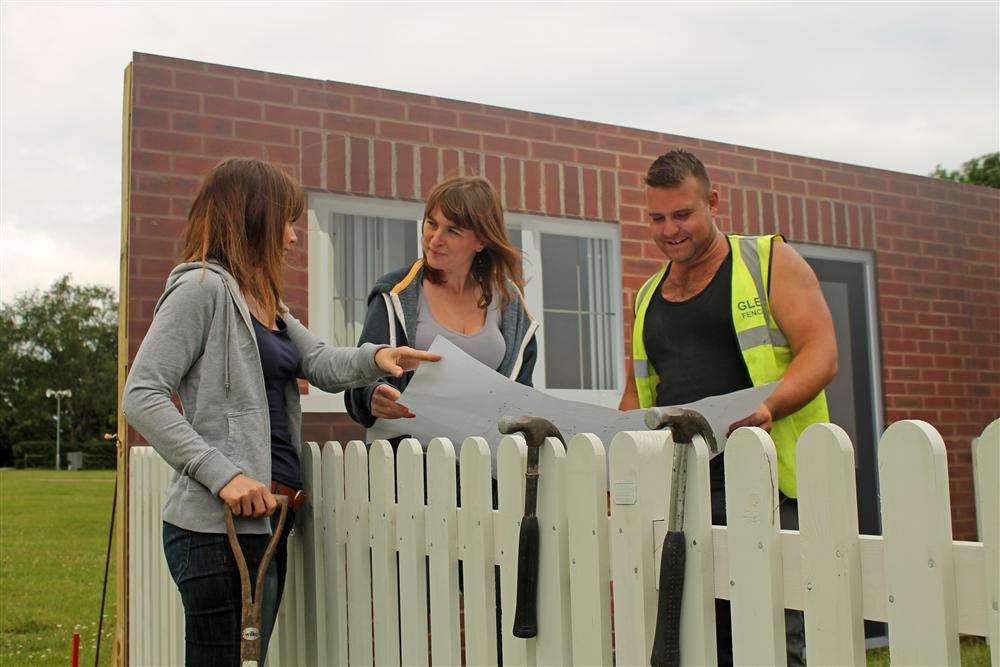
[{"xmin": 123, "ymin": 262, "xmax": 385, "ymax": 534}]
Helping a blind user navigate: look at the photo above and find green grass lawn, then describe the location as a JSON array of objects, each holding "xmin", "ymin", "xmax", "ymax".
[
  {"xmin": 0, "ymin": 468, "xmax": 992, "ymax": 665},
  {"xmin": 867, "ymin": 637, "xmax": 992, "ymax": 666},
  {"xmin": 1, "ymin": 469, "xmax": 117, "ymax": 666}
]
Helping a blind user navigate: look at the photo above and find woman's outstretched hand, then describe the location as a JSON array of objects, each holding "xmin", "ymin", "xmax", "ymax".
[{"xmin": 374, "ymin": 346, "xmax": 441, "ymax": 378}]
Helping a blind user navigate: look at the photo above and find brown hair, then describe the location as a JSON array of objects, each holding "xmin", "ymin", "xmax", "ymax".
[
  {"xmin": 645, "ymin": 149, "xmax": 712, "ymax": 201},
  {"xmin": 421, "ymin": 176, "xmax": 523, "ymax": 309},
  {"xmin": 179, "ymin": 158, "xmax": 305, "ymax": 324}
]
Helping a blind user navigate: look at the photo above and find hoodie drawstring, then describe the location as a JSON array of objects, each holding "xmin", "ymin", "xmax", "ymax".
[{"xmin": 223, "ymin": 284, "xmax": 232, "ymax": 396}]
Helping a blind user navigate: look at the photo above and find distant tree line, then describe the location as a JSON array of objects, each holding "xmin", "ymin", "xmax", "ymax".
[
  {"xmin": 930, "ymin": 152, "xmax": 1000, "ymax": 189},
  {"xmin": 0, "ymin": 276, "xmax": 118, "ymax": 466}
]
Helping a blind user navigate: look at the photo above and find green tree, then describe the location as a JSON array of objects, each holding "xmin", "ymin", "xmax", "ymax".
[
  {"xmin": 0, "ymin": 276, "xmax": 118, "ymax": 464},
  {"xmin": 930, "ymin": 152, "xmax": 1000, "ymax": 189}
]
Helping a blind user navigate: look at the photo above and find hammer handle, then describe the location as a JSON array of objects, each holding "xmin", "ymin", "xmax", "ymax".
[
  {"xmin": 511, "ymin": 515, "xmax": 540, "ymax": 638},
  {"xmin": 650, "ymin": 529, "xmax": 686, "ymax": 667}
]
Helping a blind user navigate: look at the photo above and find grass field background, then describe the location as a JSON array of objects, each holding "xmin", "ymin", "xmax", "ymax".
[
  {"xmin": 1, "ymin": 469, "xmax": 116, "ymax": 666},
  {"xmin": 0, "ymin": 467, "xmax": 991, "ymax": 666}
]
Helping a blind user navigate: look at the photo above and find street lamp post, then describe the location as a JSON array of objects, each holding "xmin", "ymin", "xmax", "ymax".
[{"xmin": 45, "ymin": 389, "xmax": 72, "ymax": 470}]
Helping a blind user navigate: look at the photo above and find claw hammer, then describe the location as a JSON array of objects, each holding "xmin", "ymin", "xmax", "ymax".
[
  {"xmin": 498, "ymin": 415, "xmax": 565, "ymax": 639},
  {"xmin": 645, "ymin": 407, "xmax": 718, "ymax": 667}
]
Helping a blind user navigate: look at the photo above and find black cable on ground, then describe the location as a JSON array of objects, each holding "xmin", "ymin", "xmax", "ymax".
[{"xmin": 95, "ymin": 463, "xmax": 118, "ymax": 667}]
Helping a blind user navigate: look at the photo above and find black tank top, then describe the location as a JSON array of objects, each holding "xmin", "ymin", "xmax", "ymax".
[{"xmin": 643, "ymin": 249, "xmax": 753, "ymax": 487}]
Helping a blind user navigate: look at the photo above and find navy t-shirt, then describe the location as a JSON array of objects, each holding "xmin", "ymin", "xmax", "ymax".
[{"xmin": 251, "ymin": 315, "xmax": 302, "ymax": 489}]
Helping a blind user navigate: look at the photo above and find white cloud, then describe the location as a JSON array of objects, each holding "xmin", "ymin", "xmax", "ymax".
[
  {"xmin": 1, "ymin": 217, "xmax": 120, "ymax": 301},
  {"xmin": 1, "ymin": 2, "xmax": 997, "ymax": 302}
]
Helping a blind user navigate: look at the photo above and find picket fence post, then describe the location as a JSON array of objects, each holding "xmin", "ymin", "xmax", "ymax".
[
  {"xmin": 300, "ymin": 440, "xmax": 327, "ymax": 667},
  {"xmin": 608, "ymin": 430, "xmax": 670, "ymax": 665},
  {"xmin": 534, "ymin": 435, "xmax": 572, "ymax": 665},
  {"xmin": 459, "ymin": 436, "xmax": 498, "ymax": 666},
  {"xmin": 397, "ymin": 438, "xmax": 429, "ymax": 666},
  {"xmin": 879, "ymin": 420, "xmax": 960, "ymax": 665},
  {"xmin": 426, "ymin": 437, "xmax": 461, "ymax": 666},
  {"xmin": 344, "ymin": 440, "xmax": 374, "ymax": 666},
  {"xmin": 320, "ymin": 440, "xmax": 349, "ymax": 665},
  {"xmin": 797, "ymin": 423, "xmax": 865, "ymax": 665},
  {"xmin": 972, "ymin": 419, "xmax": 999, "ymax": 666},
  {"xmin": 725, "ymin": 426, "xmax": 786, "ymax": 666},
  {"xmin": 496, "ymin": 433, "xmax": 534, "ymax": 666},
  {"xmin": 565, "ymin": 433, "xmax": 612, "ymax": 666}
]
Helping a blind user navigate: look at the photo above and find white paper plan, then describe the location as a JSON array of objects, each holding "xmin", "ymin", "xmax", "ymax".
[{"xmin": 367, "ymin": 336, "xmax": 776, "ymax": 476}]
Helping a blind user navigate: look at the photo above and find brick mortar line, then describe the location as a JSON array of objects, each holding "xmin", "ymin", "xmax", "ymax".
[
  {"xmin": 413, "ymin": 146, "xmax": 422, "ymax": 199},
  {"xmin": 344, "ymin": 136, "xmax": 352, "ymax": 192},
  {"xmin": 391, "ymin": 141, "xmax": 398, "ymax": 199},
  {"xmin": 558, "ymin": 164, "xmax": 566, "ymax": 217},
  {"xmin": 499, "ymin": 157, "xmax": 507, "ymax": 208},
  {"xmin": 519, "ymin": 160, "xmax": 526, "ymax": 213}
]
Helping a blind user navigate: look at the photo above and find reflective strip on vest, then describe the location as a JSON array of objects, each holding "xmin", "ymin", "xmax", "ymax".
[{"xmin": 737, "ymin": 325, "xmax": 789, "ymax": 350}]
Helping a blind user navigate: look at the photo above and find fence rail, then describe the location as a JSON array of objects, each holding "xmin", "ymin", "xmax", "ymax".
[{"xmin": 128, "ymin": 418, "xmax": 999, "ymax": 666}]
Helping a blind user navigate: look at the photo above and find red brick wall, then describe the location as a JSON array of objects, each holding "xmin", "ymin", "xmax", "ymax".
[{"xmin": 126, "ymin": 52, "xmax": 998, "ymax": 539}]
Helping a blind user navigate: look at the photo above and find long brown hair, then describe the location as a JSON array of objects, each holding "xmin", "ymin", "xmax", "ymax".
[
  {"xmin": 180, "ymin": 158, "xmax": 304, "ymax": 323},
  {"xmin": 422, "ymin": 176, "xmax": 523, "ymax": 309}
]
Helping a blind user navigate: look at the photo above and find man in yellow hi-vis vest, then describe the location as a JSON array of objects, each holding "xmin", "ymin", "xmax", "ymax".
[{"xmin": 619, "ymin": 150, "xmax": 838, "ymax": 666}]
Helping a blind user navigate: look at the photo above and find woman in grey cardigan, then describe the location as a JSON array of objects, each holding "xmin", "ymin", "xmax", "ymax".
[{"xmin": 123, "ymin": 158, "xmax": 436, "ymax": 666}]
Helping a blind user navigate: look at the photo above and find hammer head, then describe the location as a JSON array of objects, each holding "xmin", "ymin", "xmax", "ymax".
[
  {"xmin": 644, "ymin": 406, "xmax": 719, "ymax": 453},
  {"xmin": 498, "ymin": 415, "xmax": 564, "ymax": 449}
]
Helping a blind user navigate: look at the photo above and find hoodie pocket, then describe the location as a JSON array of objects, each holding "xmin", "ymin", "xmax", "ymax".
[{"xmin": 224, "ymin": 408, "xmax": 266, "ymax": 466}]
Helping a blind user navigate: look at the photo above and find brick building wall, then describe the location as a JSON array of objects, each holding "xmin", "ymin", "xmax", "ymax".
[{"xmin": 125, "ymin": 52, "xmax": 998, "ymax": 539}]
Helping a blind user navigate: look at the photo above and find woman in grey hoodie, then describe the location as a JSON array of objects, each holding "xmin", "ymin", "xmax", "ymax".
[
  {"xmin": 346, "ymin": 176, "xmax": 537, "ymax": 431},
  {"xmin": 123, "ymin": 158, "xmax": 437, "ymax": 666}
]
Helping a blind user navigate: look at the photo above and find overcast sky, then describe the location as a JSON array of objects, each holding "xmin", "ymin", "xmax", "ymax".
[{"xmin": 2, "ymin": 1, "xmax": 997, "ymax": 301}]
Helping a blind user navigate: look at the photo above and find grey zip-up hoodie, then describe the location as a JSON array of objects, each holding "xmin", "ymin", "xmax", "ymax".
[{"xmin": 123, "ymin": 262, "xmax": 385, "ymax": 534}]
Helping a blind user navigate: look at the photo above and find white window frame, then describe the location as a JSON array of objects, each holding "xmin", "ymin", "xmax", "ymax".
[
  {"xmin": 791, "ymin": 242, "xmax": 885, "ymax": 448},
  {"xmin": 509, "ymin": 211, "xmax": 625, "ymax": 408},
  {"xmin": 303, "ymin": 193, "xmax": 625, "ymax": 412},
  {"xmin": 303, "ymin": 193, "xmax": 423, "ymax": 413}
]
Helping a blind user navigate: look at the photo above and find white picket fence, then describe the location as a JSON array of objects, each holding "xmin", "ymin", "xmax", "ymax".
[{"xmin": 128, "ymin": 418, "xmax": 999, "ymax": 666}]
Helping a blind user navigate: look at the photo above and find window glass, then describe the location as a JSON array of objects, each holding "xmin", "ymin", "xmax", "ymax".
[
  {"xmin": 540, "ymin": 233, "xmax": 617, "ymax": 389},
  {"xmin": 318, "ymin": 211, "xmax": 417, "ymax": 347}
]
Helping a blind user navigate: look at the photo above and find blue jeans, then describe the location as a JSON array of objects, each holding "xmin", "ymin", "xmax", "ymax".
[{"xmin": 163, "ymin": 510, "xmax": 294, "ymax": 666}]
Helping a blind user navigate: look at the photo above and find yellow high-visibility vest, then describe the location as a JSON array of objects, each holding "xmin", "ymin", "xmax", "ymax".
[{"xmin": 631, "ymin": 234, "xmax": 829, "ymax": 498}]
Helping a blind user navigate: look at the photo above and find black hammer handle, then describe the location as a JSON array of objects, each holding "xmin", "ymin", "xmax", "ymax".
[
  {"xmin": 650, "ymin": 529, "xmax": 686, "ymax": 667},
  {"xmin": 512, "ymin": 515, "xmax": 540, "ymax": 638}
]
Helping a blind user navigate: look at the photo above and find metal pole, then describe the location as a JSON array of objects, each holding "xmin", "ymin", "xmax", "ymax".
[{"xmin": 55, "ymin": 394, "xmax": 61, "ymax": 470}]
